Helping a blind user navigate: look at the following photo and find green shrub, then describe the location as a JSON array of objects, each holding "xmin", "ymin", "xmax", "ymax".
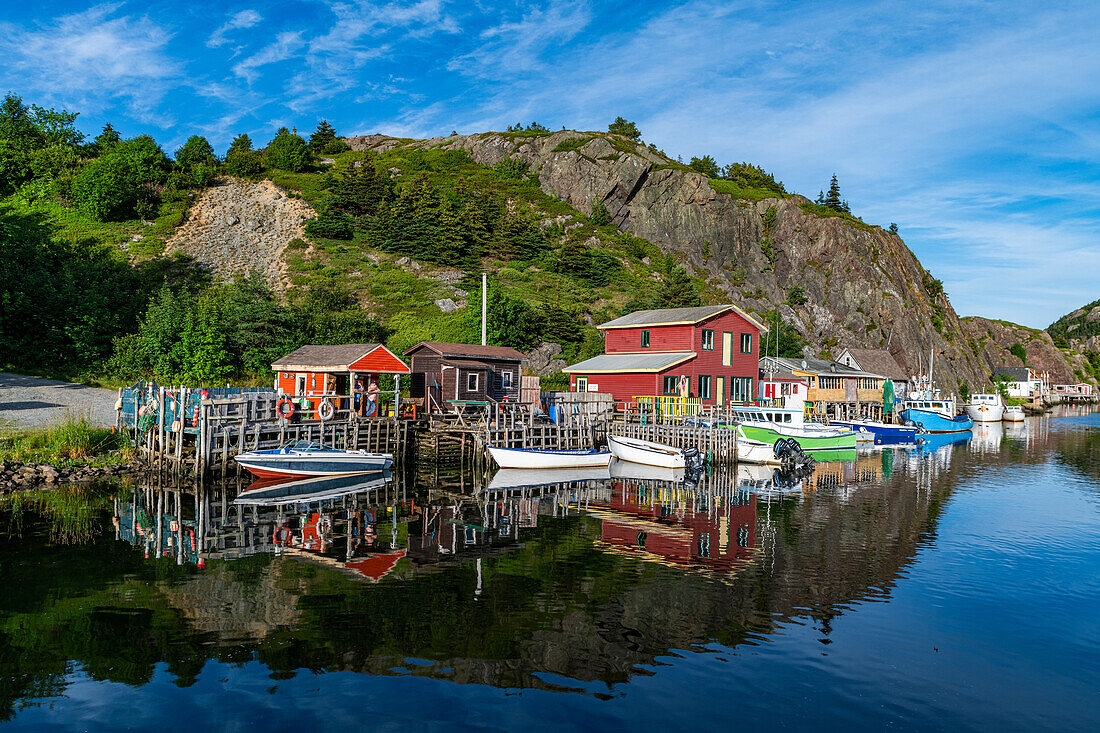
[
  {"xmin": 590, "ymin": 199, "xmax": 611, "ymax": 226},
  {"xmin": 492, "ymin": 157, "xmax": 529, "ymax": 180},
  {"xmin": 70, "ymin": 135, "xmax": 168, "ymax": 221},
  {"xmin": 265, "ymin": 128, "xmax": 310, "ymax": 172},
  {"xmin": 1010, "ymin": 342, "xmax": 1027, "ymax": 362}
]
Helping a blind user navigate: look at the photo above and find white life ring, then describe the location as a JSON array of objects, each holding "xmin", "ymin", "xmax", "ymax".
[{"xmin": 318, "ymin": 399, "xmax": 335, "ymax": 421}]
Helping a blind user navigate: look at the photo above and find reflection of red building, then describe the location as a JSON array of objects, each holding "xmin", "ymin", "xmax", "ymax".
[{"xmin": 594, "ymin": 482, "xmax": 757, "ymax": 569}]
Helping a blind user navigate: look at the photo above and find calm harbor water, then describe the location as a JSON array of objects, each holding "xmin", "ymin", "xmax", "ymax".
[{"xmin": 1, "ymin": 408, "xmax": 1098, "ymax": 731}]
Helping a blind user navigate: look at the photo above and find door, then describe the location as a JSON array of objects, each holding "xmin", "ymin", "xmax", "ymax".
[
  {"xmin": 716, "ymin": 376, "xmax": 725, "ymax": 406},
  {"xmin": 722, "ymin": 332, "xmax": 733, "ymax": 367}
]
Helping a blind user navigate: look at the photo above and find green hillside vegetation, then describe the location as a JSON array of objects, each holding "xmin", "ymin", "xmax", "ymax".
[
  {"xmin": 0, "ymin": 96, "xmax": 721, "ymax": 385},
  {"xmin": 1048, "ymin": 298, "xmax": 1100, "ymax": 346}
]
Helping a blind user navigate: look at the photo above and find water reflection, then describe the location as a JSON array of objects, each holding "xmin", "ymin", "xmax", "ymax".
[{"xmin": 2, "ymin": 411, "xmax": 1098, "ymax": 728}]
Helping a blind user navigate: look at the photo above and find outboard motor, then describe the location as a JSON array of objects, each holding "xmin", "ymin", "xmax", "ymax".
[{"xmin": 682, "ymin": 446, "xmax": 704, "ymax": 468}]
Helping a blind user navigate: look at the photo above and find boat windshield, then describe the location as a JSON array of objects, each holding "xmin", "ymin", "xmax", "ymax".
[{"xmin": 282, "ymin": 440, "xmax": 338, "ymax": 452}]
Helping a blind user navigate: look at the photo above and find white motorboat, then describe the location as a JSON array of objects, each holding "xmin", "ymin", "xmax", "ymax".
[
  {"xmin": 1002, "ymin": 404, "xmax": 1025, "ymax": 423},
  {"xmin": 734, "ymin": 427, "xmax": 780, "ymax": 465},
  {"xmin": 964, "ymin": 393, "xmax": 1005, "ymax": 422},
  {"xmin": 606, "ymin": 434, "xmax": 702, "ymax": 469},
  {"xmin": 234, "ymin": 440, "xmax": 393, "ymax": 479},
  {"xmin": 487, "ymin": 446, "xmax": 611, "ymax": 469}
]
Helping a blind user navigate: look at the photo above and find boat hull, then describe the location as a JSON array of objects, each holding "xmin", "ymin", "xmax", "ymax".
[
  {"xmin": 965, "ymin": 403, "xmax": 1005, "ymax": 422},
  {"xmin": 488, "ymin": 446, "xmax": 612, "ymax": 469},
  {"xmin": 487, "ymin": 466, "xmax": 611, "ymax": 490},
  {"xmin": 236, "ymin": 471, "xmax": 390, "ymax": 506},
  {"xmin": 900, "ymin": 408, "xmax": 973, "ymax": 433},
  {"xmin": 739, "ymin": 425, "xmax": 858, "ymax": 451},
  {"xmin": 735, "ymin": 434, "xmax": 779, "ymax": 464},
  {"xmin": 235, "ymin": 453, "xmax": 393, "ymax": 478},
  {"xmin": 830, "ymin": 420, "xmax": 919, "ymax": 444},
  {"xmin": 1002, "ymin": 407, "xmax": 1025, "ymax": 423},
  {"xmin": 607, "ymin": 434, "xmax": 695, "ymax": 469}
]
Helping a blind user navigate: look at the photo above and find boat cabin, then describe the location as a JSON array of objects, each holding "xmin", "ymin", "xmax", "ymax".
[
  {"xmin": 403, "ymin": 341, "xmax": 527, "ymax": 412},
  {"xmin": 272, "ymin": 344, "xmax": 411, "ymax": 420}
]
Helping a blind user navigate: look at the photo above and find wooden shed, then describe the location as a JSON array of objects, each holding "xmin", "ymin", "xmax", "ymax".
[
  {"xmin": 403, "ymin": 342, "xmax": 527, "ymax": 412},
  {"xmin": 272, "ymin": 343, "xmax": 410, "ymax": 419}
]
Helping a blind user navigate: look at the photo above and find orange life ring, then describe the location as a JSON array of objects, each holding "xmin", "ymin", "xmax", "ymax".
[
  {"xmin": 276, "ymin": 398, "xmax": 295, "ymax": 419},
  {"xmin": 273, "ymin": 526, "xmax": 293, "ymax": 545}
]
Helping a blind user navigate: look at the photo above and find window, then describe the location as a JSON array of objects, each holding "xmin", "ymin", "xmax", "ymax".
[
  {"xmin": 502, "ymin": 370, "xmax": 514, "ymax": 389},
  {"xmin": 819, "ymin": 376, "xmax": 842, "ymax": 390},
  {"xmin": 722, "ymin": 332, "xmax": 733, "ymax": 366},
  {"xmin": 466, "ymin": 372, "xmax": 479, "ymax": 392},
  {"xmin": 699, "ymin": 375, "xmax": 712, "ymax": 400},
  {"xmin": 740, "ymin": 333, "xmax": 752, "ymax": 354},
  {"xmin": 663, "ymin": 376, "xmax": 678, "ymax": 395},
  {"xmin": 859, "ymin": 378, "xmax": 878, "ymax": 389},
  {"xmin": 575, "ymin": 377, "xmax": 588, "ymax": 393},
  {"xmin": 731, "ymin": 377, "xmax": 753, "ymax": 403},
  {"xmin": 701, "ymin": 329, "xmax": 715, "ymax": 351},
  {"xmin": 641, "ymin": 330, "xmax": 650, "ymax": 348}
]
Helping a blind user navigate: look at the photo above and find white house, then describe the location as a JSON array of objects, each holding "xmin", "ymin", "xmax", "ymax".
[{"xmin": 993, "ymin": 366, "xmax": 1042, "ymax": 398}]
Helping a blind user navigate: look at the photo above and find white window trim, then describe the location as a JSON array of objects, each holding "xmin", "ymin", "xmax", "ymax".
[
  {"xmin": 466, "ymin": 372, "xmax": 479, "ymax": 392},
  {"xmin": 502, "ymin": 370, "xmax": 513, "ymax": 389}
]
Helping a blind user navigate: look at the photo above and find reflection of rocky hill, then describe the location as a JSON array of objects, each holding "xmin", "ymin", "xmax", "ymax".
[{"xmin": 158, "ymin": 563, "xmax": 301, "ymax": 640}]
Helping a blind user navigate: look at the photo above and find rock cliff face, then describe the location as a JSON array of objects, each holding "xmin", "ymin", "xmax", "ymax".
[
  {"xmin": 347, "ymin": 131, "xmax": 1004, "ymax": 390},
  {"xmin": 960, "ymin": 317, "xmax": 1083, "ymax": 384},
  {"xmin": 166, "ymin": 177, "xmax": 314, "ymax": 286}
]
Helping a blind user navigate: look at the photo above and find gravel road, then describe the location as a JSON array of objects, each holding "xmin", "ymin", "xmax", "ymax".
[{"xmin": 0, "ymin": 373, "xmax": 119, "ymax": 429}]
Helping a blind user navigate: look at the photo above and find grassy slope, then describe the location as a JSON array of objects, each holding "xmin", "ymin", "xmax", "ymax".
[{"xmin": 268, "ymin": 146, "xmax": 722, "ymax": 359}]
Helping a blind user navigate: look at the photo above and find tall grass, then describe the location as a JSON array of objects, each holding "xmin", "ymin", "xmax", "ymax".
[{"xmin": 0, "ymin": 411, "xmax": 132, "ymax": 464}]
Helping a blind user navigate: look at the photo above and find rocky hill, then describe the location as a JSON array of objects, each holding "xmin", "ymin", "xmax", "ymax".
[
  {"xmin": 1049, "ymin": 299, "xmax": 1100, "ymax": 352},
  {"xmin": 960, "ymin": 317, "xmax": 1087, "ymax": 384},
  {"xmin": 346, "ymin": 130, "xmax": 1002, "ymax": 391}
]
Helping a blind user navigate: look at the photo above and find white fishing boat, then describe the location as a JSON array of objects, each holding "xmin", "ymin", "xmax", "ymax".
[
  {"xmin": 1002, "ymin": 404, "xmax": 1025, "ymax": 423},
  {"xmin": 606, "ymin": 434, "xmax": 702, "ymax": 469},
  {"xmin": 964, "ymin": 393, "xmax": 1005, "ymax": 422},
  {"xmin": 487, "ymin": 445, "xmax": 611, "ymax": 469}
]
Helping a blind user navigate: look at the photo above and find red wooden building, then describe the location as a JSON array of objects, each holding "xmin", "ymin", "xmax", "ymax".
[
  {"xmin": 272, "ymin": 344, "xmax": 411, "ymax": 418},
  {"xmin": 563, "ymin": 305, "xmax": 765, "ymax": 405}
]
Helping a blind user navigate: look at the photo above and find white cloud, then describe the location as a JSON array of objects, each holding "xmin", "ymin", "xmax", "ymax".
[
  {"xmin": 207, "ymin": 9, "xmax": 262, "ymax": 48},
  {"xmin": 0, "ymin": 3, "xmax": 181, "ymax": 124},
  {"xmin": 448, "ymin": 0, "xmax": 592, "ymax": 77},
  {"xmin": 232, "ymin": 31, "xmax": 306, "ymax": 83}
]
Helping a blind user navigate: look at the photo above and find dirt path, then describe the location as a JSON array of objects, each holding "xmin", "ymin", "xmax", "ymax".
[{"xmin": 0, "ymin": 373, "xmax": 118, "ymax": 430}]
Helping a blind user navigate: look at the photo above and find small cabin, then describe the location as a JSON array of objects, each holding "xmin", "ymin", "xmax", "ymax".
[
  {"xmin": 272, "ymin": 343, "xmax": 411, "ymax": 419},
  {"xmin": 403, "ymin": 341, "xmax": 527, "ymax": 412}
]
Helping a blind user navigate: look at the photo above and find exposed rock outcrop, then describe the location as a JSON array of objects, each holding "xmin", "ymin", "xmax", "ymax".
[
  {"xmin": 960, "ymin": 317, "xmax": 1079, "ymax": 384},
  {"xmin": 348, "ymin": 131, "xmax": 1002, "ymax": 390},
  {"xmin": 165, "ymin": 177, "xmax": 314, "ymax": 286}
]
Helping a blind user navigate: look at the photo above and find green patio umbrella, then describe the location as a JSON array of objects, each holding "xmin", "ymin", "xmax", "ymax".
[{"xmin": 883, "ymin": 379, "xmax": 895, "ymax": 414}]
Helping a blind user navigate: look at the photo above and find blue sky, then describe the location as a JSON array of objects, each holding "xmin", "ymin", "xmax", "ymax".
[{"xmin": 3, "ymin": 1, "xmax": 1099, "ymax": 328}]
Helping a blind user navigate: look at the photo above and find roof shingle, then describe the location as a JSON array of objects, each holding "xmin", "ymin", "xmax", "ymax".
[{"xmin": 404, "ymin": 341, "xmax": 526, "ymax": 360}]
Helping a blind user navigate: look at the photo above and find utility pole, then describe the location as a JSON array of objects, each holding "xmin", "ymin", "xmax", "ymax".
[{"xmin": 481, "ymin": 272, "xmax": 488, "ymax": 346}]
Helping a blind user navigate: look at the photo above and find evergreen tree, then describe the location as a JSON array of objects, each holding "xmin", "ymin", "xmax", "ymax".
[
  {"xmin": 93, "ymin": 123, "xmax": 120, "ymax": 151},
  {"xmin": 308, "ymin": 119, "xmax": 348, "ymax": 154},
  {"xmin": 689, "ymin": 155, "xmax": 720, "ymax": 178},
  {"xmin": 655, "ymin": 265, "xmax": 701, "ymax": 308},
  {"xmin": 608, "ymin": 116, "xmax": 641, "ymax": 141},
  {"xmin": 328, "ymin": 157, "xmax": 392, "ymax": 217},
  {"xmin": 824, "ymin": 174, "xmax": 843, "ymax": 211}
]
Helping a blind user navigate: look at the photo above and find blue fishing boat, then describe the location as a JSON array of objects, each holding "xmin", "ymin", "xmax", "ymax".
[
  {"xmin": 830, "ymin": 419, "xmax": 920, "ymax": 444},
  {"xmin": 899, "ymin": 399, "xmax": 973, "ymax": 433},
  {"xmin": 912, "ymin": 430, "xmax": 972, "ymax": 453}
]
